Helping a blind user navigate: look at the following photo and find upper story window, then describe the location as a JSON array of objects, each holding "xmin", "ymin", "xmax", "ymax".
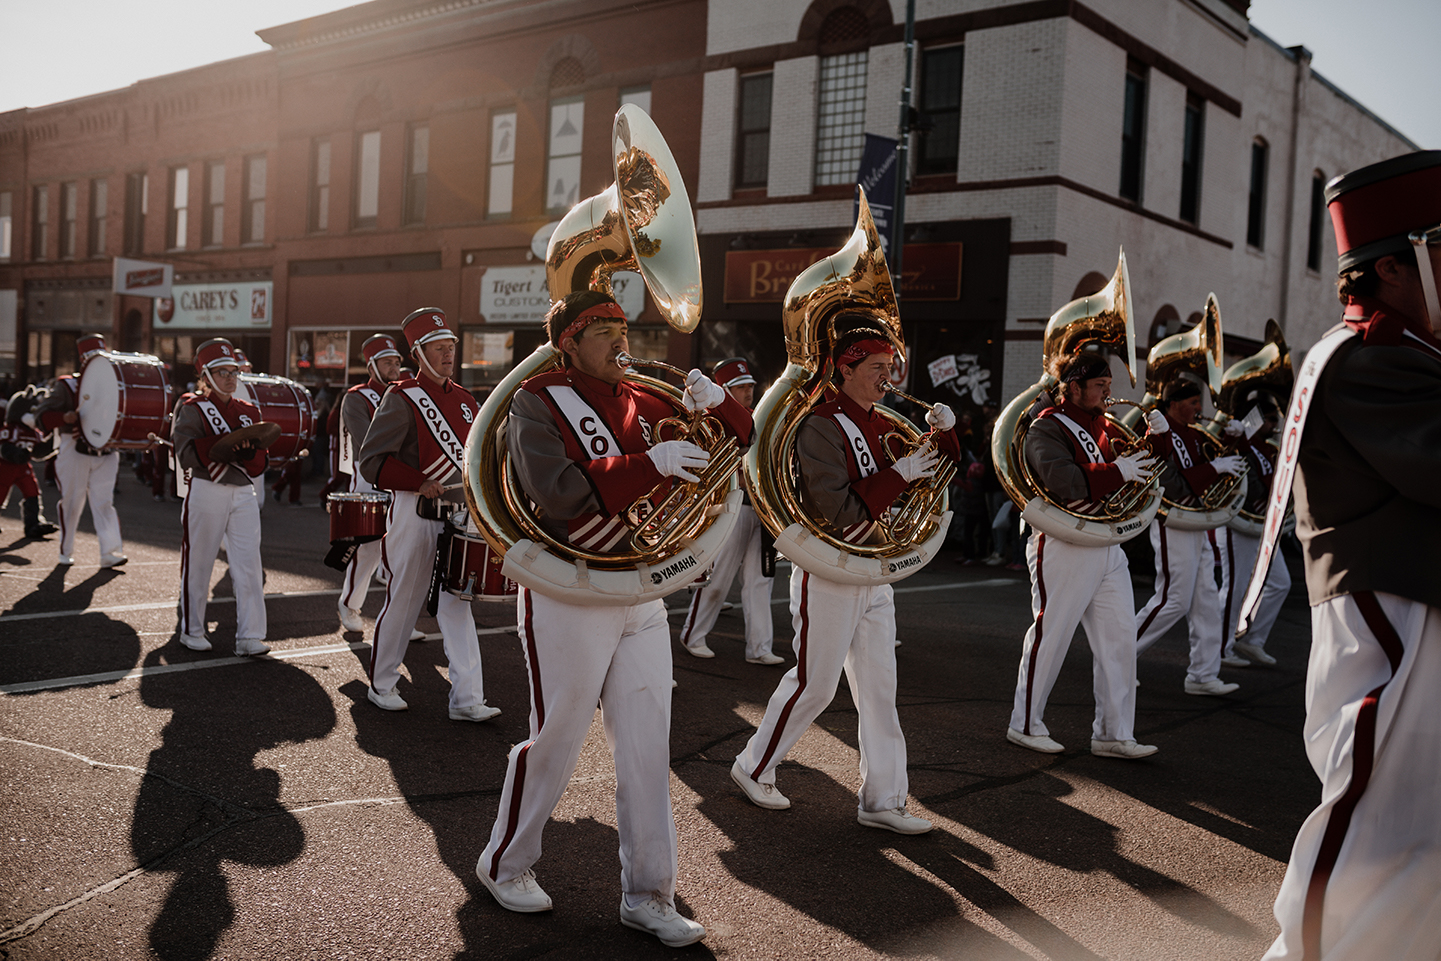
[
  {"xmin": 1119, "ymin": 58, "xmax": 1148, "ymax": 203},
  {"xmin": 619, "ymin": 85, "xmax": 651, "ymax": 114},
  {"xmin": 242, "ymin": 154, "xmax": 266, "ymax": 243},
  {"xmin": 1247, "ymin": 138, "xmax": 1269, "ymax": 249},
  {"xmin": 917, "ymin": 45, "xmax": 963, "ymax": 176},
  {"xmin": 355, "ymin": 131, "xmax": 381, "ymax": 229},
  {"xmin": 123, "ymin": 172, "xmax": 147, "ymax": 256},
  {"xmin": 203, "ymin": 160, "xmax": 225, "ymax": 247},
  {"xmin": 1306, "ymin": 170, "xmax": 1326, "ymax": 271},
  {"xmin": 60, "ymin": 182, "xmax": 78, "ymax": 259},
  {"xmin": 167, "ymin": 166, "xmax": 189, "ymax": 250},
  {"xmin": 488, "ymin": 109, "xmax": 516, "ymax": 218},
  {"xmin": 735, "ymin": 72, "xmax": 773, "ymax": 189},
  {"xmin": 310, "ymin": 139, "xmax": 330, "ymax": 232},
  {"xmin": 0, "ymin": 191, "xmax": 11, "ymax": 261},
  {"xmin": 1179, "ymin": 92, "xmax": 1205, "ymax": 225},
  {"xmin": 815, "ymin": 7, "xmax": 870, "ymax": 188},
  {"xmin": 89, "ymin": 179, "xmax": 107, "ymax": 257},
  {"xmin": 32, "ymin": 185, "xmax": 49, "ymax": 260},
  {"xmin": 547, "ymin": 95, "xmax": 584, "ymax": 213},
  {"xmin": 404, "ymin": 125, "xmax": 429, "ymax": 225}
]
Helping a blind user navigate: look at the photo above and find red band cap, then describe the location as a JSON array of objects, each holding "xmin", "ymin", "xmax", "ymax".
[{"xmin": 1326, "ymin": 151, "xmax": 1441, "ymax": 272}]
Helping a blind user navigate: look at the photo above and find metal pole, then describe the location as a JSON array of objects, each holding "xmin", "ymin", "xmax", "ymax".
[{"xmin": 891, "ymin": 0, "xmax": 917, "ymax": 299}]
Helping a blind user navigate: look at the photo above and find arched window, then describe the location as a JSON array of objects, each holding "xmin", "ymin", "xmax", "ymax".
[
  {"xmin": 546, "ymin": 59, "xmax": 587, "ymax": 212},
  {"xmin": 1071, "ymin": 272, "xmax": 1109, "ymax": 299}
]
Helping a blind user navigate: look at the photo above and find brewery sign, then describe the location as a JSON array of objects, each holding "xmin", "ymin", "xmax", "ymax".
[{"xmin": 724, "ymin": 243, "xmax": 963, "ymax": 303}]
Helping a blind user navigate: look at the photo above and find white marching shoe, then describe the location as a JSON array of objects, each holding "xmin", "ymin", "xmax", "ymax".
[
  {"xmin": 1185, "ymin": 678, "xmax": 1240, "ymax": 696},
  {"xmin": 476, "ymin": 866, "xmax": 552, "ymax": 913},
  {"xmin": 746, "ymin": 652, "xmax": 785, "ymax": 665},
  {"xmin": 367, "ymin": 686, "xmax": 409, "ymax": 711},
  {"xmin": 234, "ymin": 638, "xmax": 270, "ymax": 657},
  {"xmin": 179, "ymin": 633, "xmax": 212, "ymax": 652},
  {"xmin": 857, "ymin": 807, "xmax": 933, "ymax": 835},
  {"xmin": 1091, "ymin": 739, "xmax": 1159, "ymax": 759},
  {"xmin": 450, "ymin": 703, "xmax": 502, "ymax": 722},
  {"xmin": 1234, "ymin": 641, "xmax": 1277, "ymax": 665},
  {"xmin": 1006, "ymin": 728, "xmax": 1064, "ymax": 754},
  {"xmin": 338, "ymin": 603, "xmax": 364, "ymax": 632},
  {"xmin": 730, "ymin": 759, "xmax": 790, "ymax": 809},
  {"xmin": 619, "ymin": 895, "xmax": 706, "ymax": 947}
]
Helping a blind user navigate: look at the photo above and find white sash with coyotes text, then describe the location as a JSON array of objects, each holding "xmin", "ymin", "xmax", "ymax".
[
  {"xmin": 544, "ymin": 384, "xmax": 630, "ymax": 552},
  {"xmin": 337, "ymin": 387, "xmax": 380, "ymax": 478},
  {"xmin": 401, "ymin": 386, "xmax": 466, "ymax": 483}
]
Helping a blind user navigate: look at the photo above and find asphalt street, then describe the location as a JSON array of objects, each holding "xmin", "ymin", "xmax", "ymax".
[{"xmin": 0, "ymin": 468, "xmax": 1319, "ymax": 960}]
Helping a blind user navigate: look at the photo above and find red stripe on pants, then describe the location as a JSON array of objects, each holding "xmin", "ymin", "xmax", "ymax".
[
  {"xmin": 1301, "ymin": 591, "xmax": 1406, "ymax": 960},
  {"xmin": 1136, "ymin": 522, "xmax": 1171, "ymax": 639},
  {"xmin": 488, "ymin": 743, "xmax": 532, "ymax": 881},
  {"xmin": 1022, "ymin": 533, "xmax": 1048, "ymax": 736},
  {"xmin": 751, "ymin": 570, "xmax": 810, "ymax": 779}
]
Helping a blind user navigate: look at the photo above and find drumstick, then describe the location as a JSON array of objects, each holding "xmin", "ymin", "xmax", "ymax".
[{"xmin": 146, "ymin": 432, "xmax": 173, "ymax": 448}]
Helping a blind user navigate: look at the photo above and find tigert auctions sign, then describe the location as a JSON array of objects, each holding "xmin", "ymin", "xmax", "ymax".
[
  {"xmin": 158, "ymin": 281, "xmax": 273, "ymax": 330},
  {"xmin": 480, "ymin": 266, "xmax": 645, "ymax": 324}
]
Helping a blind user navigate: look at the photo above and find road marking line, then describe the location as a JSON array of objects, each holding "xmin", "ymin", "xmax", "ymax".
[
  {"xmin": 665, "ymin": 577, "xmax": 1021, "ymax": 613},
  {"xmin": 0, "ymin": 588, "xmax": 343, "ymax": 623},
  {"xmin": 0, "ymin": 627, "xmax": 519, "ymax": 695}
]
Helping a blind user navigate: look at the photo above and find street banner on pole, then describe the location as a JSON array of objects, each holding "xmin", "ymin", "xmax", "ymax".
[
  {"xmin": 853, "ymin": 134, "xmax": 899, "ymax": 256},
  {"xmin": 112, "ymin": 257, "xmax": 174, "ymax": 299}
]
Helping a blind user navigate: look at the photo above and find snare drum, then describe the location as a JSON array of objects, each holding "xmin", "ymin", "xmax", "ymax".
[
  {"xmin": 327, "ymin": 491, "xmax": 390, "ymax": 542},
  {"xmin": 76, "ymin": 351, "xmax": 174, "ymax": 451},
  {"xmin": 443, "ymin": 530, "xmax": 518, "ymax": 602},
  {"xmin": 236, "ymin": 373, "xmax": 317, "ymax": 468}
]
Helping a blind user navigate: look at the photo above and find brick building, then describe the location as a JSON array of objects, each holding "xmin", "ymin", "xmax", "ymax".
[{"xmin": 0, "ymin": 0, "xmax": 1420, "ymax": 412}]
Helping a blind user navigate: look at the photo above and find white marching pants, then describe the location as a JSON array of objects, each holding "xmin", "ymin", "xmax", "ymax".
[
  {"xmin": 1134, "ymin": 520, "xmax": 1224, "ymax": 684},
  {"xmin": 1009, "ymin": 532, "xmax": 1138, "ymax": 742},
  {"xmin": 480, "ymin": 590, "xmax": 677, "ymax": 900},
  {"xmin": 340, "ymin": 538, "xmax": 383, "ymax": 612},
  {"xmin": 1263, "ymin": 593, "xmax": 1441, "ymax": 961},
  {"xmin": 179, "ymin": 478, "xmax": 265, "ymax": 641},
  {"xmin": 54, "ymin": 443, "xmax": 121, "ymax": 559},
  {"xmin": 735, "ymin": 567, "xmax": 907, "ymax": 813},
  {"xmin": 370, "ymin": 492, "xmax": 485, "ymax": 709},
  {"xmin": 679, "ymin": 504, "xmax": 775, "ymax": 659},
  {"xmin": 1210, "ymin": 526, "xmax": 1291, "ymax": 656}
]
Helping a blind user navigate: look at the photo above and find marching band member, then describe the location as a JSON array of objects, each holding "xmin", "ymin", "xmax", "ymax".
[
  {"xmin": 0, "ymin": 395, "xmax": 58, "ymax": 540},
  {"xmin": 1257, "ymin": 149, "xmax": 1441, "ymax": 961},
  {"xmin": 1132, "ymin": 379, "xmax": 1245, "ymax": 695},
  {"xmin": 730, "ymin": 326, "xmax": 957, "ymax": 834},
  {"xmin": 1210, "ymin": 395, "xmax": 1289, "ymax": 667},
  {"xmin": 337, "ymin": 334, "xmax": 404, "ymax": 632},
  {"xmin": 29, "ymin": 334, "xmax": 126, "ymax": 568},
  {"xmin": 172, "ymin": 338, "xmax": 269, "ymax": 656},
  {"xmin": 1006, "ymin": 352, "xmax": 1160, "ymax": 758},
  {"xmin": 357, "ymin": 308, "xmax": 496, "ymax": 720},
  {"xmin": 477, "ymin": 291, "xmax": 749, "ymax": 947},
  {"xmin": 678, "ymin": 355, "xmax": 784, "ymax": 665}
]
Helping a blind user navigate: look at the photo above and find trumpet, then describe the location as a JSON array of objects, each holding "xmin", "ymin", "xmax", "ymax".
[{"xmin": 613, "ymin": 351, "xmax": 744, "ymax": 552}]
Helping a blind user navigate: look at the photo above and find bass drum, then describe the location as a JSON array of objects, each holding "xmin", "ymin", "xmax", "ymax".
[
  {"xmin": 76, "ymin": 351, "xmax": 174, "ymax": 451},
  {"xmin": 236, "ymin": 373, "xmax": 317, "ymax": 469}
]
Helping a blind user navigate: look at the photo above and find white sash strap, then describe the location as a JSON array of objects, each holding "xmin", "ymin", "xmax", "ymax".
[
  {"xmin": 401, "ymin": 386, "xmax": 466, "ymax": 482},
  {"xmin": 337, "ymin": 387, "xmax": 381, "ymax": 477},
  {"xmin": 1236, "ymin": 325, "xmax": 1357, "ymax": 636},
  {"xmin": 1168, "ymin": 430, "xmax": 1194, "ymax": 469},
  {"xmin": 833, "ymin": 412, "xmax": 881, "ymax": 478},
  {"xmin": 194, "ymin": 399, "xmax": 233, "ymax": 482},
  {"xmin": 545, "ymin": 385, "xmax": 622, "ymax": 460},
  {"xmin": 1051, "ymin": 412, "xmax": 1106, "ymax": 464}
]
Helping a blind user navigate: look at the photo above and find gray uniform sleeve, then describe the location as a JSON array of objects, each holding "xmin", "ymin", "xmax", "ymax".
[
  {"xmin": 340, "ymin": 391, "xmax": 374, "ymax": 456},
  {"xmin": 795, "ymin": 416, "xmax": 870, "ymax": 529},
  {"xmin": 172, "ymin": 401, "xmax": 247, "ymax": 486},
  {"xmin": 356, "ymin": 390, "xmax": 418, "ymax": 486},
  {"xmin": 1023, "ymin": 418, "xmax": 1090, "ymax": 502},
  {"xmin": 507, "ymin": 389, "xmax": 602, "ymax": 523}
]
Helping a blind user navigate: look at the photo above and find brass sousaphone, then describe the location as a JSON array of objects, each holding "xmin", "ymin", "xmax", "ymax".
[
  {"xmin": 1115, "ymin": 294, "xmax": 1247, "ymax": 530},
  {"xmin": 743, "ymin": 190, "xmax": 954, "ymax": 586},
  {"xmin": 991, "ymin": 250, "xmax": 1162, "ymax": 547},
  {"xmin": 463, "ymin": 104, "xmax": 742, "ymax": 606},
  {"xmin": 1217, "ymin": 319, "xmax": 1292, "ymax": 536}
]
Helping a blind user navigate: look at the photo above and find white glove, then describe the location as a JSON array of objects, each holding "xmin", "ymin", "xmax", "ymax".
[
  {"xmin": 1222, "ymin": 418, "xmax": 1246, "ymax": 438},
  {"xmin": 892, "ymin": 443, "xmax": 940, "ymax": 483},
  {"xmin": 1144, "ymin": 409, "xmax": 1169, "ymax": 434},
  {"xmin": 20, "ymin": 412, "xmax": 36, "ymax": 429},
  {"xmin": 682, "ymin": 369, "xmax": 725, "ymax": 412},
  {"xmin": 1114, "ymin": 451, "xmax": 1157, "ymax": 483},
  {"xmin": 1209, "ymin": 454, "xmax": 1245, "ymax": 477},
  {"xmin": 925, "ymin": 403, "xmax": 956, "ymax": 432},
  {"xmin": 648, "ymin": 439, "xmax": 710, "ymax": 483}
]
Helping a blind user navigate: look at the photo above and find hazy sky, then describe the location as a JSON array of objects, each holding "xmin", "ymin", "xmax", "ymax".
[{"xmin": 1, "ymin": 0, "xmax": 1435, "ymax": 149}]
